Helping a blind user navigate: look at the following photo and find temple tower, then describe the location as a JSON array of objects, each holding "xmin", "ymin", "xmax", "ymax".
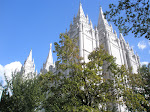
[
  {"xmin": 21, "ymin": 49, "xmax": 37, "ymax": 78},
  {"xmin": 41, "ymin": 43, "xmax": 55, "ymax": 74},
  {"xmin": 66, "ymin": 3, "xmax": 140, "ymax": 73},
  {"xmin": 67, "ymin": 3, "xmax": 98, "ymax": 62}
]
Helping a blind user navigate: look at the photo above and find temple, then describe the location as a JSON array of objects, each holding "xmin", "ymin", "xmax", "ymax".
[
  {"xmin": 66, "ymin": 3, "xmax": 140, "ymax": 73},
  {"xmin": 19, "ymin": 3, "xmax": 141, "ymax": 112},
  {"xmin": 21, "ymin": 3, "xmax": 140, "ymax": 77}
]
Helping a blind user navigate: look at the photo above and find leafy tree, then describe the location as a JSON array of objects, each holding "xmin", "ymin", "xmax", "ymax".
[
  {"xmin": 105, "ymin": 0, "xmax": 150, "ymax": 40},
  {"xmin": 115, "ymin": 66, "xmax": 148, "ymax": 111},
  {"xmin": 40, "ymin": 34, "xmax": 148, "ymax": 111},
  {"xmin": 0, "ymin": 73, "xmax": 44, "ymax": 112},
  {"xmin": 137, "ymin": 63, "xmax": 150, "ymax": 111},
  {"xmin": 0, "ymin": 86, "xmax": 11, "ymax": 112},
  {"xmin": 1, "ymin": 34, "xmax": 149, "ymax": 112}
]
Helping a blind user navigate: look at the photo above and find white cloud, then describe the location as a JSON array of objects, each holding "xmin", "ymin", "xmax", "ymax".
[
  {"xmin": 141, "ymin": 62, "xmax": 149, "ymax": 65},
  {"xmin": 148, "ymin": 41, "xmax": 150, "ymax": 46},
  {"xmin": 0, "ymin": 61, "xmax": 22, "ymax": 85},
  {"xmin": 137, "ymin": 41, "xmax": 146, "ymax": 50}
]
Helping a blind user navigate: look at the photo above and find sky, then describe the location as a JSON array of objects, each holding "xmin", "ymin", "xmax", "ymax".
[{"xmin": 0, "ymin": 0, "xmax": 150, "ymax": 83}]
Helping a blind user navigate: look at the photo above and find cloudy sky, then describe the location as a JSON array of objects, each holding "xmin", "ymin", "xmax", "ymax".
[{"xmin": 0, "ymin": 0, "xmax": 150, "ymax": 84}]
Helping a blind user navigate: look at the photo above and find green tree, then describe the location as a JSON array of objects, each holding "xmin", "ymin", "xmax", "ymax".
[
  {"xmin": 40, "ymin": 34, "xmax": 115, "ymax": 111},
  {"xmin": 40, "ymin": 34, "xmax": 148, "ymax": 111},
  {"xmin": 121, "ymin": 64, "xmax": 150, "ymax": 111},
  {"xmin": 138, "ymin": 63, "xmax": 150, "ymax": 111},
  {"xmin": 0, "ymin": 86, "xmax": 12, "ymax": 112},
  {"xmin": 1, "ymin": 34, "xmax": 148, "ymax": 112},
  {"xmin": 105, "ymin": 0, "xmax": 150, "ymax": 40},
  {"xmin": 0, "ymin": 73, "xmax": 44, "ymax": 112},
  {"xmin": 114, "ymin": 66, "xmax": 148, "ymax": 111}
]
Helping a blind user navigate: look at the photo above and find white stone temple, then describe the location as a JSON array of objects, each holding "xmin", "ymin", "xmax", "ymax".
[
  {"xmin": 20, "ymin": 3, "xmax": 140, "ymax": 77},
  {"xmin": 21, "ymin": 3, "xmax": 140, "ymax": 76},
  {"xmin": 66, "ymin": 3, "xmax": 140, "ymax": 73},
  {"xmin": 18, "ymin": 3, "xmax": 141, "ymax": 112},
  {"xmin": 20, "ymin": 49, "xmax": 37, "ymax": 79},
  {"xmin": 66, "ymin": 3, "xmax": 140, "ymax": 111}
]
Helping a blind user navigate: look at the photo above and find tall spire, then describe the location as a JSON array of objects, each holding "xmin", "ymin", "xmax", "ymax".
[
  {"xmin": 46, "ymin": 43, "xmax": 53, "ymax": 66},
  {"xmin": 41, "ymin": 43, "xmax": 55, "ymax": 74},
  {"xmin": 77, "ymin": 2, "xmax": 85, "ymax": 18},
  {"xmin": 98, "ymin": 7, "xmax": 109, "ymax": 27},
  {"xmin": 44, "ymin": 43, "xmax": 54, "ymax": 71},
  {"xmin": 21, "ymin": 49, "xmax": 36, "ymax": 78},
  {"xmin": 27, "ymin": 49, "xmax": 32, "ymax": 62}
]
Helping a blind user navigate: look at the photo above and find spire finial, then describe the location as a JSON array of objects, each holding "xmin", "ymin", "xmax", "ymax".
[
  {"xmin": 98, "ymin": 6, "xmax": 109, "ymax": 27},
  {"xmin": 27, "ymin": 49, "xmax": 32, "ymax": 61},
  {"xmin": 99, "ymin": 2, "xmax": 101, "ymax": 9},
  {"xmin": 77, "ymin": 1, "xmax": 85, "ymax": 18}
]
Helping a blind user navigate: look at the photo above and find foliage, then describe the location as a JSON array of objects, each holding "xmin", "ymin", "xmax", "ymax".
[
  {"xmin": 40, "ymin": 34, "xmax": 148, "ymax": 111},
  {"xmin": 105, "ymin": 0, "xmax": 150, "ymax": 40},
  {"xmin": 109, "ymin": 64, "xmax": 148, "ymax": 111},
  {"xmin": 39, "ymin": 34, "xmax": 118, "ymax": 111},
  {"xmin": 0, "ymin": 34, "xmax": 149, "ymax": 112},
  {"xmin": 138, "ymin": 63, "xmax": 150, "ymax": 111},
  {"xmin": 0, "ymin": 73, "xmax": 44, "ymax": 112},
  {"xmin": 118, "ymin": 63, "xmax": 150, "ymax": 111}
]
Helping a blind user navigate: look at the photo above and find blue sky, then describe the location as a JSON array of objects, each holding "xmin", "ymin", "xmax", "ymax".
[{"xmin": 0, "ymin": 0, "xmax": 149, "ymax": 80}]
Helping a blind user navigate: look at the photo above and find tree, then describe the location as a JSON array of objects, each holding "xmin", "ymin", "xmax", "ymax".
[
  {"xmin": 39, "ymin": 34, "xmax": 118, "ymax": 111},
  {"xmin": 105, "ymin": 0, "xmax": 150, "ymax": 40},
  {"xmin": 115, "ymin": 66, "xmax": 148, "ymax": 111},
  {"xmin": 40, "ymin": 34, "xmax": 148, "ymax": 111},
  {"xmin": 0, "ymin": 73, "xmax": 44, "ymax": 112},
  {"xmin": 1, "ymin": 34, "xmax": 148, "ymax": 111},
  {"xmin": 138, "ymin": 63, "xmax": 150, "ymax": 111}
]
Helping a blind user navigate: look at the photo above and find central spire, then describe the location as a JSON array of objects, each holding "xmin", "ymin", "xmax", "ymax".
[
  {"xmin": 98, "ymin": 7, "xmax": 109, "ymax": 27},
  {"xmin": 77, "ymin": 2, "xmax": 85, "ymax": 18}
]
